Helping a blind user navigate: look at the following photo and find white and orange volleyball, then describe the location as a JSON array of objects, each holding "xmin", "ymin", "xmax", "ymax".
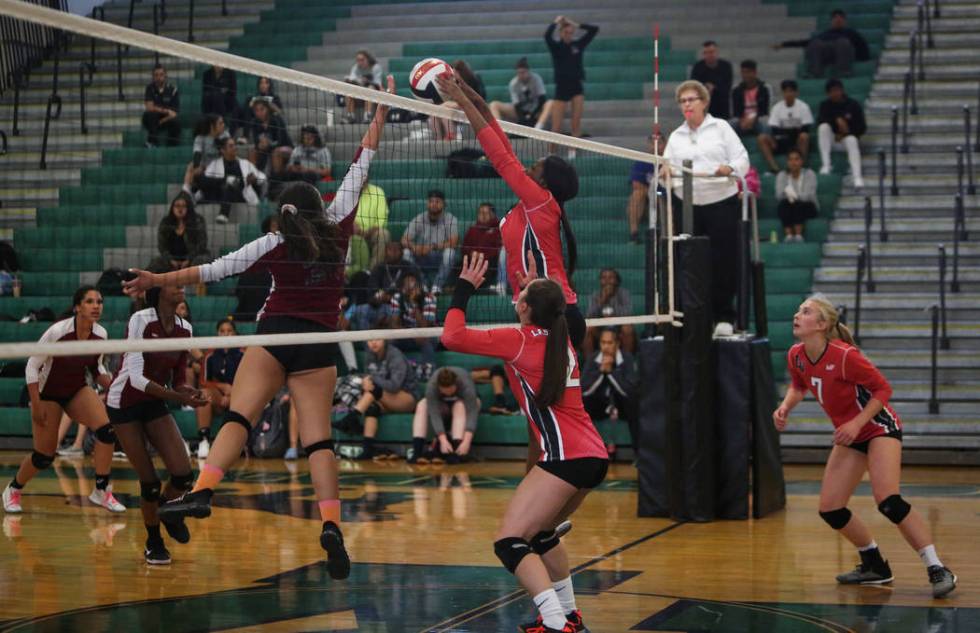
[{"xmin": 409, "ymin": 58, "xmax": 453, "ymax": 104}]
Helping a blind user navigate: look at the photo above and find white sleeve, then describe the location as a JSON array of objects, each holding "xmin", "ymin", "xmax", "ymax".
[
  {"xmin": 24, "ymin": 321, "xmax": 64, "ymax": 385},
  {"xmin": 768, "ymin": 103, "xmax": 783, "ymax": 127},
  {"xmin": 198, "ymin": 233, "xmax": 282, "ymax": 283},
  {"xmin": 203, "ymin": 158, "xmax": 223, "ymax": 179},
  {"xmin": 243, "ymin": 159, "xmax": 267, "ymax": 185},
  {"xmin": 326, "ymin": 147, "xmax": 376, "ymax": 224},
  {"xmin": 124, "ymin": 313, "xmax": 151, "ymax": 392},
  {"xmin": 93, "ymin": 324, "xmax": 110, "ymax": 376},
  {"xmin": 347, "ymin": 64, "xmax": 358, "ymax": 81}
]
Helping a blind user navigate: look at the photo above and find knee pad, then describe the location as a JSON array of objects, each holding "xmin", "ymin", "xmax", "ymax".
[
  {"xmin": 223, "ymin": 410, "xmax": 252, "ymax": 433},
  {"xmin": 30, "ymin": 451, "xmax": 55, "ymax": 470},
  {"xmin": 140, "ymin": 480, "xmax": 162, "ymax": 503},
  {"xmin": 878, "ymin": 495, "xmax": 911, "ymax": 524},
  {"xmin": 93, "ymin": 424, "xmax": 116, "ymax": 445},
  {"xmin": 369, "ymin": 384, "xmax": 384, "ymax": 400},
  {"xmin": 489, "ymin": 365, "xmax": 506, "ymax": 380},
  {"xmin": 493, "ymin": 537, "xmax": 533, "ymax": 574},
  {"xmin": 365, "ymin": 402, "xmax": 382, "ymax": 418},
  {"xmin": 304, "ymin": 439, "xmax": 335, "ymax": 457},
  {"xmin": 819, "ymin": 507, "xmax": 852, "ymax": 530},
  {"xmin": 169, "ymin": 473, "xmax": 193, "ymax": 492},
  {"xmin": 530, "ymin": 529, "xmax": 561, "ymax": 555}
]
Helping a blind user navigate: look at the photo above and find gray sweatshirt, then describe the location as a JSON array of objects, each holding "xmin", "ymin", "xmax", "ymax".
[
  {"xmin": 775, "ymin": 168, "xmax": 818, "ymax": 206},
  {"xmin": 424, "ymin": 366, "xmax": 480, "ymax": 435},
  {"xmin": 366, "ymin": 344, "xmax": 417, "ymax": 395}
]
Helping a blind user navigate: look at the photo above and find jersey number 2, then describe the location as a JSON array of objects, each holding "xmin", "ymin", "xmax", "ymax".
[
  {"xmin": 811, "ymin": 376, "xmax": 824, "ymax": 405},
  {"xmin": 567, "ymin": 348, "xmax": 579, "ymax": 388}
]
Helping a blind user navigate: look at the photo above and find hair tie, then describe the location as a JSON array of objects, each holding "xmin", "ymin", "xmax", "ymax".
[{"xmin": 281, "ymin": 204, "xmax": 298, "ymax": 216}]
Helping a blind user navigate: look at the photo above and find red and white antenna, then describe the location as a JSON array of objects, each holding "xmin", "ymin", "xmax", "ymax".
[{"xmin": 652, "ymin": 22, "xmax": 661, "ymax": 143}]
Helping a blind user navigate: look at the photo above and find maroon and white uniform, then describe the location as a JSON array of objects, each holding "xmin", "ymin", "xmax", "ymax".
[
  {"xmin": 197, "ymin": 147, "xmax": 375, "ymax": 329},
  {"xmin": 107, "ymin": 309, "xmax": 192, "ymax": 410},
  {"xmin": 25, "ymin": 317, "xmax": 109, "ymax": 402}
]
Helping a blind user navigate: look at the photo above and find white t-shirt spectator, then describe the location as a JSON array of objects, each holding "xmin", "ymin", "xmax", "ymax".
[
  {"xmin": 347, "ymin": 62, "xmax": 384, "ymax": 89},
  {"xmin": 509, "ymin": 72, "xmax": 547, "ymax": 114},
  {"xmin": 663, "ymin": 114, "xmax": 750, "ymax": 205},
  {"xmin": 768, "ymin": 99, "xmax": 814, "ymax": 132},
  {"xmin": 289, "ymin": 145, "xmax": 332, "ymax": 171},
  {"xmin": 192, "ymin": 131, "xmax": 230, "ymax": 168}
]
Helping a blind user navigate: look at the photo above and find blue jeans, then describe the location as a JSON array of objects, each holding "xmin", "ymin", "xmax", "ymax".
[
  {"xmin": 347, "ymin": 303, "xmax": 393, "ymax": 330},
  {"xmin": 404, "ymin": 247, "xmax": 457, "ymax": 292}
]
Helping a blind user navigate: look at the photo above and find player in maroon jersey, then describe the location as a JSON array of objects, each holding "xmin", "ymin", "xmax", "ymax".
[
  {"xmin": 774, "ymin": 295, "xmax": 956, "ymax": 598},
  {"xmin": 107, "ymin": 283, "xmax": 210, "ymax": 565},
  {"xmin": 123, "ymin": 76, "xmax": 395, "ymax": 580},
  {"xmin": 3, "ymin": 286, "xmax": 125, "ymax": 515},
  {"xmin": 442, "ymin": 252, "xmax": 606, "ymax": 633}
]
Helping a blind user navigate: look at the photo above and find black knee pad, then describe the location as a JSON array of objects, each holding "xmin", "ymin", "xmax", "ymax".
[
  {"xmin": 93, "ymin": 424, "xmax": 116, "ymax": 445},
  {"xmin": 169, "ymin": 473, "xmax": 193, "ymax": 492},
  {"xmin": 140, "ymin": 480, "xmax": 162, "ymax": 503},
  {"xmin": 489, "ymin": 365, "xmax": 506, "ymax": 380},
  {"xmin": 304, "ymin": 439, "xmax": 335, "ymax": 457},
  {"xmin": 365, "ymin": 402, "xmax": 381, "ymax": 418},
  {"xmin": 493, "ymin": 537, "xmax": 533, "ymax": 574},
  {"xmin": 819, "ymin": 507, "xmax": 852, "ymax": 530},
  {"xmin": 530, "ymin": 529, "xmax": 561, "ymax": 555},
  {"xmin": 30, "ymin": 451, "xmax": 55, "ymax": 470},
  {"xmin": 878, "ymin": 495, "xmax": 911, "ymax": 524},
  {"xmin": 223, "ymin": 409, "xmax": 252, "ymax": 432}
]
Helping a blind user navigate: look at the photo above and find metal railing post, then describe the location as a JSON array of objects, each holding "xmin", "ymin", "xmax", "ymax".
[
  {"xmin": 956, "ymin": 146, "xmax": 965, "ymax": 198},
  {"xmin": 908, "ymin": 33, "xmax": 918, "ymax": 114},
  {"xmin": 681, "ymin": 159, "xmax": 693, "ymax": 235},
  {"xmin": 889, "ymin": 110, "xmax": 899, "ymax": 196},
  {"xmin": 934, "ymin": 0, "xmax": 941, "ymax": 17},
  {"xmin": 854, "ymin": 246, "xmax": 866, "ymax": 345},
  {"xmin": 965, "ymin": 107, "xmax": 976, "ymax": 195},
  {"xmin": 954, "ymin": 192, "xmax": 968, "ymax": 242},
  {"xmin": 736, "ymin": 188, "xmax": 751, "ymax": 333},
  {"xmin": 863, "ymin": 197, "xmax": 876, "ymax": 292},
  {"xmin": 952, "ymin": 195, "xmax": 961, "ymax": 293},
  {"xmin": 928, "ymin": 304, "xmax": 940, "ymax": 414},
  {"xmin": 924, "ymin": 0, "xmax": 934, "ymax": 48},
  {"xmin": 188, "ymin": 0, "xmax": 195, "ymax": 42},
  {"xmin": 938, "ymin": 244, "xmax": 950, "ymax": 350},
  {"xmin": 153, "ymin": 4, "xmax": 161, "ymax": 66},
  {"xmin": 222, "ymin": 0, "xmax": 228, "ymax": 16},
  {"xmin": 901, "ymin": 73, "xmax": 911, "ymax": 153},
  {"xmin": 79, "ymin": 62, "xmax": 93, "ymax": 134}
]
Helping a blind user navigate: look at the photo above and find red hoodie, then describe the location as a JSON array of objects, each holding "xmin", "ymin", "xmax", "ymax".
[{"xmin": 462, "ymin": 215, "xmax": 502, "ymax": 278}]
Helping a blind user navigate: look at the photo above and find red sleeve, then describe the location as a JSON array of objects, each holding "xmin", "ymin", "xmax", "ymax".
[
  {"xmin": 486, "ymin": 116, "xmax": 515, "ymax": 157},
  {"xmin": 173, "ymin": 351, "xmax": 189, "ymax": 389},
  {"xmin": 842, "ymin": 348, "xmax": 892, "ymax": 405},
  {"xmin": 788, "ymin": 349, "xmax": 806, "ymax": 391},
  {"xmin": 477, "ymin": 127, "xmax": 550, "ymax": 208},
  {"xmin": 440, "ymin": 308, "xmax": 525, "ymax": 361}
]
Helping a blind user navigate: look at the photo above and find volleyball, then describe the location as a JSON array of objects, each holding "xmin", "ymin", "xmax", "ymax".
[{"xmin": 409, "ymin": 57, "xmax": 453, "ymax": 104}]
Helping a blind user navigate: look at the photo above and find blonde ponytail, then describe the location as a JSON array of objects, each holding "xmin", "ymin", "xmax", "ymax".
[{"xmin": 806, "ymin": 294, "xmax": 856, "ymax": 346}]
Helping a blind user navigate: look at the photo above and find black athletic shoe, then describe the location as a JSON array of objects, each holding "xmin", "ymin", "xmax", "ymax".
[
  {"xmin": 144, "ymin": 540, "xmax": 171, "ymax": 565},
  {"xmin": 928, "ymin": 565, "xmax": 957, "ymax": 598},
  {"xmin": 332, "ymin": 411, "xmax": 364, "ymax": 435},
  {"xmin": 320, "ymin": 521, "xmax": 351, "ymax": 580},
  {"xmin": 836, "ymin": 560, "xmax": 894, "ymax": 585},
  {"xmin": 158, "ymin": 489, "xmax": 213, "ymax": 521},
  {"xmin": 161, "ymin": 515, "xmax": 191, "ymax": 544}
]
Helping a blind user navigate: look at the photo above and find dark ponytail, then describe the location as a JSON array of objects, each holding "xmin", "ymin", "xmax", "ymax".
[
  {"xmin": 541, "ymin": 155, "xmax": 579, "ymax": 279},
  {"xmin": 525, "ymin": 279, "xmax": 569, "ymax": 409},
  {"xmin": 278, "ymin": 181, "xmax": 343, "ymax": 263}
]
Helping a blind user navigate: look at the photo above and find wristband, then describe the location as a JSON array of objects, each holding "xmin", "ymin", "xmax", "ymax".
[{"xmin": 450, "ymin": 279, "xmax": 476, "ymax": 312}]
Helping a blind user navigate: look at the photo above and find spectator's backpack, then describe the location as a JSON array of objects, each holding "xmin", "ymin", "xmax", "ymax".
[
  {"xmin": 0, "ymin": 241, "xmax": 20, "ymax": 272},
  {"xmin": 333, "ymin": 374, "xmax": 364, "ymax": 412},
  {"xmin": 250, "ymin": 398, "xmax": 289, "ymax": 458},
  {"xmin": 96, "ymin": 268, "xmax": 131, "ymax": 296},
  {"xmin": 446, "ymin": 148, "xmax": 498, "ymax": 179}
]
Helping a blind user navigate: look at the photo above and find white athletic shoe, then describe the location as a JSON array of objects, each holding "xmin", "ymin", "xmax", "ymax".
[
  {"xmin": 2, "ymin": 484, "xmax": 23, "ymax": 514},
  {"xmin": 713, "ymin": 321, "xmax": 735, "ymax": 337},
  {"xmin": 89, "ymin": 487, "xmax": 126, "ymax": 513},
  {"xmin": 197, "ymin": 438, "xmax": 210, "ymax": 459},
  {"xmin": 819, "ymin": 165, "xmax": 832, "ymax": 175}
]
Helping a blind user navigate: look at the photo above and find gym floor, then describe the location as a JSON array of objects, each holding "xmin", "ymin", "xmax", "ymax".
[{"xmin": 0, "ymin": 454, "xmax": 976, "ymax": 632}]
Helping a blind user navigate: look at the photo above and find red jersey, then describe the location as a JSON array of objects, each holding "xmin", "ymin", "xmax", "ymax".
[
  {"xmin": 107, "ymin": 308, "xmax": 192, "ymax": 409},
  {"xmin": 441, "ymin": 308, "xmax": 605, "ymax": 462},
  {"xmin": 788, "ymin": 340, "xmax": 901, "ymax": 443},
  {"xmin": 476, "ymin": 119, "xmax": 577, "ymax": 305},
  {"xmin": 198, "ymin": 147, "xmax": 375, "ymax": 328},
  {"xmin": 25, "ymin": 317, "xmax": 109, "ymax": 400}
]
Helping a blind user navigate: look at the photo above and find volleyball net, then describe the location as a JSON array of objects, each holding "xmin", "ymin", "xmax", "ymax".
[{"xmin": 0, "ymin": 0, "xmax": 692, "ymax": 362}]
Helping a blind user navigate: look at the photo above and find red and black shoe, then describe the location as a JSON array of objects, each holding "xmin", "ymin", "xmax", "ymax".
[
  {"xmin": 517, "ymin": 623, "xmax": 576, "ymax": 633},
  {"xmin": 520, "ymin": 611, "xmax": 588, "ymax": 633}
]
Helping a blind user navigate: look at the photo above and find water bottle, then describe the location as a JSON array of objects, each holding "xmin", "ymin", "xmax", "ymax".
[{"xmin": 769, "ymin": 230, "xmax": 778, "ymax": 244}]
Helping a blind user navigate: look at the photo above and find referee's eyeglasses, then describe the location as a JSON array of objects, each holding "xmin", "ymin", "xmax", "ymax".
[{"xmin": 678, "ymin": 97, "xmax": 702, "ymax": 105}]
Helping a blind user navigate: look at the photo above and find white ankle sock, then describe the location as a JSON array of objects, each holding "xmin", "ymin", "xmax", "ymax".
[
  {"xmin": 858, "ymin": 540, "xmax": 878, "ymax": 552},
  {"xmin": 553, "ymin": 576, "xmax": 576, "ymax": 613},
  {"xmin": 918, "ymin": 544, "xmax": 942, "ymax": 568},
  {"xmin": 533, "ymin": 588, "xmax": 566, "ymax": 629}
]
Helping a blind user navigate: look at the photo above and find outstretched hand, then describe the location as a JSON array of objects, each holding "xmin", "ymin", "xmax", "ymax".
[
  {"xmin": 435, "ymin": 72, "xmax": 465, "ymax": 103},
  {"xmin": 122, "ymin": 268, "xmax": 155, "ymax": 296},
  {"xmin": 458, "ymin": 253, "xmax": 489, "ymax": 289},
  {"xmin": 514, "ymin": 250, "xmax": 539, "ymax": 289}
]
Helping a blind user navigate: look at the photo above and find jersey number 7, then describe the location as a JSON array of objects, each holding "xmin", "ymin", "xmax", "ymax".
[{"xmin": 811, "ymin": 376, "xmax": 824, "ymax": 405}]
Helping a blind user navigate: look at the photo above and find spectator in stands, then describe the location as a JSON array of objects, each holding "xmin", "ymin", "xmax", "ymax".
[
  {"xmin": 730, "ymin": 60, "xmax": 770, "ymax": 137},
  {"xmin": 149, "ymin": 192, "xmax": 210, "ymax": 272},
  {"xmin": 690, "ymin": 41, "xmax": 733, "ymax": 121},
  {"xmin": 201, "ymin": 65, "xmax": 240, "ymax": 131},
  {"xmin": 195, "ymin": 318, "xmax": 242, "ymax": 459},
  {"xmin": 248, "ymin": 96, "xmax": 293, "ymax": 183},
  {"xmin": 817, "ymin": 78, "xmax": 866, "ymax": 187},
  {"xmin": 286, "ymin": 124, "xmax": 331, "ymax": 184},
  {"xmin": 581, "ymin": 328, "xmax": 638, "ymax": 460},
  {"xmin": 758, "ymin": 80, "xmax": 814, "ymax": 173},
  {"xmin": 233, "ymin": 214, "xmax": 279, "ymax": 321},
  {"xmin": 489, "ymin": 57, "xmax": 553, "ymax": 130},
  {"xmin": 776, "ymin": 149, "xmax": 819, "ymax": 242},
  {"xmin": 369, "ymin": 240, "xmax": 422, "ymax": 298},
  {"xmin": 344, "ymin": 49, "xmax": 384, "ymax": 123},
  {"xmin": 585, "ymin": 267, "xmax": 635, "ymax": 354},
  {"xmin": 353, "ymin": 177, "xmax": 390, "ymax": 268},
  {"xmin": 336, "ymin": 338, "xmax": 418, "ymax": 460},
  {"xmin": 389, "ymin": 271, "xmax": 437, "ymax": 365},
  {"xmin": 471, "ymin": 365, "xmax": 518, "ymax": 414},
  {"xmin": 774, "ymin": 9, "xmax": 870, "ymax": 78},
  {"xmin": 202, "ymin": 136, "xmax": 267, "ymax": 223},
  {"xmin": 142, "ymin": 64, "xmax": 180, "ymax": 148},
  {"xmin": 627, "ymin": 135, "xmax": 666, "ymax": 243},
  {"xmin": 663, "ymin": 80, "xmax": 750, "ymax": 337},
  {"xmin": 409, "ymin": 367, "xmax": 479, "ymax": 464},
  {"xmin": 545, "ymin": 15, "xmax": 599, "ymax": 141},
  {"xmin": 461, "ymin": 202, "xmax": 502, "ymax": 289},
  {"xmin": 182, "ymin": 114, "xmax": 229, "ymax": 196},
  {"xmin": 243, "ymin": 76, "xmax": 284, "ymax": 123},
  {"xmin": 401, "ymin": 189, "xmax": 459, "ymax": 292}
]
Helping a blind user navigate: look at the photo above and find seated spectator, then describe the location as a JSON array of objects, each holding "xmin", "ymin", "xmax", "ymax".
[
  {"xmin": 729, "ymin": 59, "xmax": 770, "ymax": 137},
  {"xmin": 471, "ymin": 365, "xmax": 518, "ymax": 414},
  {"xmin": 344, "ymin": 49, "xmax": 384, "ymax": 123},
  {"xmin": 348, "ymin": 241, "xmax": 420, "ymax": 330},
  {"xmin": 581, "ymin": 328, "xmax": 638, "ymax": 460},
  {"xmin": 183, "ymin": 114, "xmax": 229, "ymax": 196},
  {"xmin": 202, "ymin": 136, "xmax": 267, "ymax": 223},
  {"xmin": 489, "ymin": 57, "xmax": 553, "ymax": 130},
  {"xmin": 389, "ymin": 271, "xmax": 437, "ymax": 365},
  {"xmin": 690, "ymin": 40, "xmax": 733, "ymax": 121},
  {"xmin": 195, "ymin": 318, "xmax": 242, "ymax": 459},
  {"xmin": 286, "ymin": 124, "xmax": 331, "ymax": 184},
  {"xmin": 335, "ymin": 339, "xmax": 418, "ymax": 460},
  {"xmin": 201, "ymin": 65, "xmax": 241, "ymax": 132},
  {"xmin": 585, "ymin": 268, "xmax": 635, "ymax": 354},
  {"xmin": 775, "ymin": 9, "xmax": 870, "ymax": 78},
  {"xmin": 243, "ymin": 76, "xmax": 284, "ymax": 124},
  {"xmin": 353, "ymin": 177, "xmax": 389, "ymax": 269},
  {"xmin": 409, "ymin": 367, "xmax": 479, "ymax": 464},
  {"xmin": 776, "ymin": 149, "xmax": 819, "ymax": 242},
  {"xmin": 401, "ymin": 189, "xmax": 459, "ymax": 292},
  {"xmin": 430, "ymin": 60, "xmax": 487, "ymax": 141},
  {"xmin": 627, "ymin": 135, "xmax": 666, "ymax": 243},
  {"xmin": 142, "ymin": 64, "xmax": 180, "ymax": 147},
  {"xmin": 248, "ymin": 97, "xmax": 293, "ymax": 183},
  {"xmin": 461, "ymin": 202, "xmax": 503, "ymax": 289},
  {"xmin": 817, "ymin": 78, "xmax": 865, "ymax": 187},
  {"xmin": 758, "ymin": 80, "xmax": 813, "ymax": 173},
  {"xmin": 149, "ymin": 192, "xmax": 210, "ymax": 272}
]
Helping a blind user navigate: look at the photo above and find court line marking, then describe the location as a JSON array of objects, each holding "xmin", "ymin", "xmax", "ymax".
[{"xmin": 420, "ymin": 521, "xmax": 687, "ymax": 633}]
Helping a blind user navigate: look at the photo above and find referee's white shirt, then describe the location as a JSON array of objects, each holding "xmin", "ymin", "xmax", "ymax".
[{"xmin": 663, "ymin": 114, "xmax": 750, "ymax": 205}]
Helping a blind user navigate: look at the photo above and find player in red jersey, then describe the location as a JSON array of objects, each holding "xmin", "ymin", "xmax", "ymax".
[
  {"xmin": 3, "ymin": 286, "xmax": 125, "ymax": 515},
  {"xmin": 107, "ymin": 283, "xmax": 210, "ymax": 565},
  {"xmin": 774, "ymin": 295, "xmax": 956, "ymax": 598},
  {"xmin": 124, "ymin": 76, "xmax": 396, "ymax": 579},
  {"xmin": 442, "ymin": 253, "xmax": 607, "ymax": 633}
]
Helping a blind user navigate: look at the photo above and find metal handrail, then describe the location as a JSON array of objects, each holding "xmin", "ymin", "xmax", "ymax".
[
  {"xmin": 901, "ymin": 73, "xmax": 911, "ymax": 152},
  {"xmin": 918, "ymin": 0, "xmax": 934, "ymax": 50},
  {"xmin": 89, "ymin": 5, "xmax": 103, "ymax": 71},
  {"xmin": 928, "ymin": 304, "xmax": 940, "ymax": 414},
  {"xmin": 876, "ymin": 150, "xmax": 890, "ymax": 243},
  {"xmin": 934, "ymin": 0, "xmax": 941, "ymax": 17},
  {"xmin": 0, "ymin": 130, "xmax": 7, "ymax": 155},
  {"xmin": 956, "ymin": 146, "xmax": 965, "ymax": 198},
  {"xmin": 863, "ymin": 196, "xmax": 876, "ymax": 292},
  {"xmin": 222, "ymin": 0, "xmax": 228, "ymax": 16},
  {"xmin": 952, "ymin": 195, "xmax": 961, "ymax": 293},
  {"xmin": 965, "ymin": 107, "xmax": 976, "ymax": 195},
  {"xmin": 924, "ymin": 0, "xmax": 934, "ymax": 48},
  {"xmin": 11, "ymin": 70, "xmax": 26, "ymax": 136},
  {"xmin": 954, "ymin": 191, "xmax": 968, "ymax": 242},
  {"xmin": 888, "ymin": 114, "xmax": 898, "ymax": 196},
  {"xmin": 78, "ymin": 61, "xmax": 94, "ymax": 134},
  {"xmin": 938, "ymin": 244, "xmax": 950, "ymax": 350},
  {"xmin": 976, "ymin": 82, "xmax": 980, "ymax": 152},
  {"xmin": 187, "ymin": 0, "xmax": 195, "ymax": 42},
  {"xmin": 854, "ymin": 245, "xmax": 866, "ymax": 345},
  {"xmin": 152, "ymin": 4, "xmax": 161, "ymax": 65},
  {"xmin": 38, "ymin": 30, "xmax": 65, "ymax": 170},
  {"xmin": 907, "ymin": 32, "xmax": 918, "ymax": 114}
]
